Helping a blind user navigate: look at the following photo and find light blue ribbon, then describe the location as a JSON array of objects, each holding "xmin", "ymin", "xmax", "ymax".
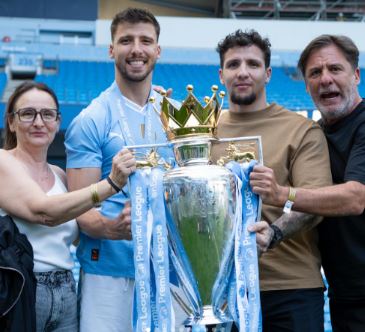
[
  {"xmin": 130, "ymin": 170, "xmax": 152, "ymax": 331},
  {"xmin": 131, "ymin": 167, "xmax": 175, "ymax": 332},
  {"xmin": 212, "ymin": 160, "xmax": 262, "ymax": 332},
  {"xmin": 149, "ymin": 168, "xmax": 173, "ymax": 331},
  {"xmin": 239, "ymin": 162, "xmax": 261, "ymax": 332}
]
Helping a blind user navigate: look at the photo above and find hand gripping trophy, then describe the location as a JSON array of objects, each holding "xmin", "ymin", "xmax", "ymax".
[{"xmin": 128, "ymin": 85, "xmax": 263, "ymax": 332}]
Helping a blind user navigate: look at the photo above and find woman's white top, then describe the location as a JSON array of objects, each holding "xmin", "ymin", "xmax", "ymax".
[{"xmin": 0, "ymin": 170, "xmax": 78, "ymax": 272}]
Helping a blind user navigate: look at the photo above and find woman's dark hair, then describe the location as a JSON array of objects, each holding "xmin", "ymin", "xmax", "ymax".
[{"xmin": 4, "ymin": 81, "xmax": 59, "ymax": 150}]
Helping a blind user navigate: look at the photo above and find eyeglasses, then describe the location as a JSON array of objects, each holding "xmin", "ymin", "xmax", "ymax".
[{"xmin": 13, "ymin": 108, "xmax": 60, "ymax": 123}]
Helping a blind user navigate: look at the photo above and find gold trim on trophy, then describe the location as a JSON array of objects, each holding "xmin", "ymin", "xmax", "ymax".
[
  {"xmin": 134, "ymin": 149, "xmax": 172, "ymax": 170},
  {"xmin": 150, "ymin": 85, "xmax": 225, "ymax": 140},
  {"xmin": 216, "ymin": 142, "xmax": 257, "ymax": 166}
]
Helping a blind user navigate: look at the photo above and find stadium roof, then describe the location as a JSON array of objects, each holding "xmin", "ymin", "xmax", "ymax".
[
  {"xmin": 135, "ymin": 0, "xmax": 223, "ymax": 16},
  {"xmin": 136, "ymin": 0, "xmax": 365, "ymax": 21}
]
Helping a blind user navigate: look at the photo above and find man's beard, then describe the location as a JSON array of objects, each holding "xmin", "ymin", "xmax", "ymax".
[
  {"xmin": 117, "ymin": 61, "xmax": 156, "ymax": 83},
  {"xmin": 317, "ymin": 85, "xmax": 357, "ymax": 124},
  {"xmin": 230, "ymin": 92, "xmax": 256, "ymax": 105}
]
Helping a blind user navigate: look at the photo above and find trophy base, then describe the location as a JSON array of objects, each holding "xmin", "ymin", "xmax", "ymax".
[{"xmin": 183, "ymin": 306, "xmax": 230, "ymax": 327}]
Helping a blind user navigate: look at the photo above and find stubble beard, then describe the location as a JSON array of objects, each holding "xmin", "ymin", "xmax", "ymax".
[{"xmin": 116, "ymin": 60, "xmax": 156, "ymax": 83}]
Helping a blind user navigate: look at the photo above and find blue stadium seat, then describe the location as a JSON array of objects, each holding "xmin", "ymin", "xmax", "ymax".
[
  {"xmin": 0, "ymin": 72, "xmax": 7, "ymax": 98},
  {"xmin": 35, "ymin": 60, "xmax": 365, "ymax": 113}
]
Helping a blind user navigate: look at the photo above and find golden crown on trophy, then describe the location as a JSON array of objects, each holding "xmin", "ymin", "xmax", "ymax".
[{"xmin": 150, "ymin": 85, "xmax": 225, "ymax": 140}]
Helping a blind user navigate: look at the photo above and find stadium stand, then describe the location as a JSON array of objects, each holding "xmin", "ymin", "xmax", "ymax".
[
  {"xmin": 33, "ymin": 60, "xmax": 316, "ymax": 110},
  {"xmin": 34, "ymin": 60, "xmax": 365, "ymax": 111},
  {"xmin": 0, "ymin": 73, "xmax": 6, "ymax": 96}
]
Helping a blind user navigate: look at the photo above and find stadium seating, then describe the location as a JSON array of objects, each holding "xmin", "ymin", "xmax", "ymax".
[
  {"xmin": 0, "ymin": 72, "xmax": 6, "ymax": 95},
  {"xmin": 34, "ymin": 60, "xmax": 365, "ymax": 112}
]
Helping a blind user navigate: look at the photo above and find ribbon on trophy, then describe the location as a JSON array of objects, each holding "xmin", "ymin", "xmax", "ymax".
[
  {"xmin": 130, "ymin": 167, "xmax": 174, "ymax": 332},
  {"xmin": 212, "ymin": 160, "xmax": 262, "ymax": 332}
]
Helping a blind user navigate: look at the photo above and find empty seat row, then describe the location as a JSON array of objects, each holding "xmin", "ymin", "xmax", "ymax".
[{"xmin": 0, "ymin": 59, "xmax": 360, "ymax": 112}]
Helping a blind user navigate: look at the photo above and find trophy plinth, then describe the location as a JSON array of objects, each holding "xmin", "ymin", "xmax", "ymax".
[{"xmin": 184, "ymin": 306, "xmax": 223, "ymax": 326}]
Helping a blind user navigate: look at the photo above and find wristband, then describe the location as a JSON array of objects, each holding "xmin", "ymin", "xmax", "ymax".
[
  {"xmin": 283, "ymin": 187, "xmax": 296, "ymax": 214},
  {"xmin": 90, "ymin": 183, "xmax": 101, "ymax": 208},
  {"xmin": 106, "ymin": 176, "xmax": 120, "ymax": 192},
  {"xmin": 268, "ymin": 224, "xmax": 284, "ymax": 249},
  {"xmin": 106, "ymin": 176, "xmax": 127, "ymax": 196}
]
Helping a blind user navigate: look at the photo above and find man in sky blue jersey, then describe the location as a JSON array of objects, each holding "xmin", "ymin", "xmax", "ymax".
[{"xmin": 65, "ymin": 8, "xmax": 174, "ymax": 332}]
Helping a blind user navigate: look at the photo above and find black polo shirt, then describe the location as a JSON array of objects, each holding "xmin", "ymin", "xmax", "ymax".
[{"xmin": 318, "ymin": 99, "xmax": 365, "ymax": 301}]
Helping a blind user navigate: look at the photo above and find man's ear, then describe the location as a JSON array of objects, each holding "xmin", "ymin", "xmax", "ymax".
[
  {"xmin": 265, "ymin": 67, "xmax": 272, "ymax": 84},
  {"xmin": 156, "ymin": 45, "xmax": 161, "ymax": 60},
  {"xmin": 219, "ymin": 68, "xmax": 224, "ymax": 85},
  {"xmin": 109, "ymin": 44, "xmax": 114, "ymax": 59},
  {"xmin": 355, "ymin": 67, "xmax": 360, "ymax": 85}
]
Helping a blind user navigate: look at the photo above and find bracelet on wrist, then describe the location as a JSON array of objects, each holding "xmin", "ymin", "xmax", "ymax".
[
  {"xmin": 106, "ymin": 176, "xmax": 127, "ymax": 196},
  {"xmin": 90, "ymin": 183, "xmax": 101, "ymax": 208},
  {"xmin": 106, "ymin": 176, "xmax": 120, "ymax": 192},
  {"xmin": 268, "ymin": 224, "xmax": 284, "ymax": 249},
  {"xmin": 283, "ymin": 186, "xmax": 296, "ymax": 214}
]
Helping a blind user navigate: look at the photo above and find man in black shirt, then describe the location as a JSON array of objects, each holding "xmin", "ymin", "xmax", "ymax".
[{"xmin": 249, "ymin": 35, "xmax": 365, "ymax": 332}]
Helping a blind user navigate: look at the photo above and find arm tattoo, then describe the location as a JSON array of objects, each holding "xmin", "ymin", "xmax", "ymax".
[{"xmin": 273, "ymin": 211, "xmax": 318, "ymax": 239}]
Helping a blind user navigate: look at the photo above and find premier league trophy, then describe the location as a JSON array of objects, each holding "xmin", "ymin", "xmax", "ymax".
[{"xmin": 129, "ymin": 85, "xmax": 263, "ymax": 331}]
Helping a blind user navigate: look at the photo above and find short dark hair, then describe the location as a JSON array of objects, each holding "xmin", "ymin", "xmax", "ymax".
[
  {"xmin": 4, "ymin": 81, "xmax": 59, "ymax": 150},
  {"xmin": 216, "ymin": 29, "xmax": 271, "ymax": 68},
  {"xmin": 298, "ymin": 34, "xmax": 359, "ymax": 76},
  {"xmin": 110, "ymin": 8, "xmax": 160, "ymax": 41}
]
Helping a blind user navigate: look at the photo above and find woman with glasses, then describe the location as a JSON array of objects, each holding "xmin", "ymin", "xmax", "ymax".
[{"xmin": 1, "ymin": 81, "xmax": 136, "ymax": 332}]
